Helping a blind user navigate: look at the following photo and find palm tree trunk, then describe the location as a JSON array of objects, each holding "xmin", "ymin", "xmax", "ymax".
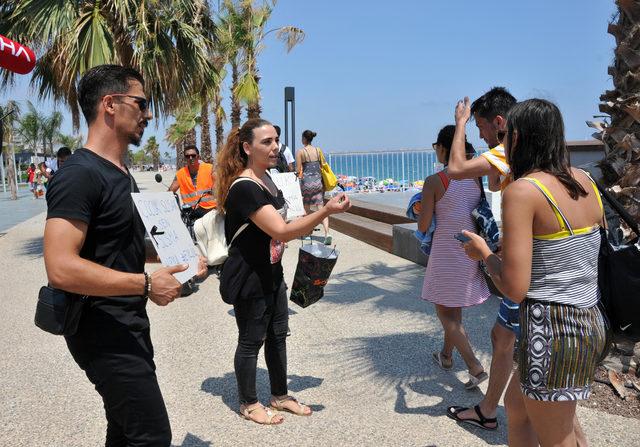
[
  {"xmin": 200, "ymin": 89, "xmax": 212, "ymax": 163},
  {"xmin": 176, "ymin": 140, "xmax": 185, "ymax": 170},
  {"xmin": 246, "ymin": 71, "xmax": 262, "ymax": 119},
  {"xmin": 185, "ymin": 128, "xmax": 197, "ymax": 147},
  {"xmin": 214, "ymin": 87, "xmax": 224, "ymax": 154},
  {"xmin": 230, "ymin": 60, "xmax": 242, "ymax": 128},
  {"xmin": 598, "ymin": 0, "xmax": 640, "ymax": 226},
  {"xmin": 6, "ymin": 144, "xmax": 18, "ymax": 200}
]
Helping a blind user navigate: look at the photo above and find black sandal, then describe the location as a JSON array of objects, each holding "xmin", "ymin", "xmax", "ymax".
[{"xmin": 446, "ymin": 405, "xmax": 498, "ymax": 431}]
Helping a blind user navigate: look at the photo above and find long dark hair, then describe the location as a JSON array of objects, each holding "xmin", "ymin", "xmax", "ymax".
[
  {"xmin": 216, "ymin": 118, "xmax": 272, "ymax": 211},
  {"xmin": 506, "ymin": 99, "xmax": 586, "ymax": 199},
  {"xmin": 436, "ymin": 125, "xmax": 475, "ymax": 165}
]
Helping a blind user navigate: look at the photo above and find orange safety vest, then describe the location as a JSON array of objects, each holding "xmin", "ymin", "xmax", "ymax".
[{"xmin": 176, "ymin": 162, "xmax": 216, "ymax": 209}]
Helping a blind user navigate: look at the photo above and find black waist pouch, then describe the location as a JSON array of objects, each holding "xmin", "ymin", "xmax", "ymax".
[{"xmin": 34, "ymin": 286, "xmax": 87, "ymax": 336}]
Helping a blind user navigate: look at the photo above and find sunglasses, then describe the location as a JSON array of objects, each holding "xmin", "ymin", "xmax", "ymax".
[
  {"xmin": 496, "ymin": 130, "xmax": 506, "ymax": 143},
  {"xmin": 185, "ymin": 154, "xmax": 198, "ymax": 159},
  {"xmin": 432, "ymin": 142, "xmax": 439, "ymax": 150},
  {"xmin": 109, "ymin": 94, "xmax": 149, "ymax": 112}
]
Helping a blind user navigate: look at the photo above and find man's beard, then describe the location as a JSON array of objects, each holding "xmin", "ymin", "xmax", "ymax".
[
  {"xmin": 129, "ymin": 129, "xmax": 144, "ymax": 146},
  {"xmin": 129, "ymin": 135, "xmax": 141, "ymax": 146}
]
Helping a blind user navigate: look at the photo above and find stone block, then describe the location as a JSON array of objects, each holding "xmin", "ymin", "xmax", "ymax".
[{"xmin": 392, "ymin": 223, "xmax": 428, "ymax": 266}]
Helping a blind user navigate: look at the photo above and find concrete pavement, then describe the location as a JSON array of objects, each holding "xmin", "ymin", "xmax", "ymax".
[{"xmin": 0, "ymin": 172, "xmax": 637, "ymax": 446}]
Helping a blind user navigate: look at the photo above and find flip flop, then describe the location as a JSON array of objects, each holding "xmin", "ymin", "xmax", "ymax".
[
  {"xmin": 432, "ymin": 351, "xmax": 453, "ymax": 371},
  {"xmin": 446, "ymin": 405, "xmax": 498, "ymax": 431},
  {"xmin": 464, "ymin": 371, "xmax": 489, "ymax": 390},
  {"xmin": 270, "ymin": 396, "xmax": 312, "ymax": 416},
  {"xmin": 239, "ymin": 404, "xmax": 284, "ymax": 425}
]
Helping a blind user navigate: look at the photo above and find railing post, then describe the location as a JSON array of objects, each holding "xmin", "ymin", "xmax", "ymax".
[{"xmin": 402, "ymin": 151, "xmax": 406, "ymax": 189}]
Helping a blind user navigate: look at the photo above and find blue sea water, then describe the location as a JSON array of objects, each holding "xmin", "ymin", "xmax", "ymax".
[{"xmin": 326, "ymin": 150, "xmax": 439, "ymax": 184}]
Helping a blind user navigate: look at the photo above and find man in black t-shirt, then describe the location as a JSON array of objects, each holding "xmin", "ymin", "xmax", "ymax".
[{"xmin": 44, "ymin": 65, "xmax": 199, "ymax": 447}]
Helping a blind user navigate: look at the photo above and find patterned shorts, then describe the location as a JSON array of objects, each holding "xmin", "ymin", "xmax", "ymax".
[{"xmin": 519, "ymin": 300, "xmax": 606, "ymax": 401}]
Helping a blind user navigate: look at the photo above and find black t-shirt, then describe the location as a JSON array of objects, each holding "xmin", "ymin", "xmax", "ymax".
[
  {"xmin": 46, "ymin": 148, "xmax": 147, "ymax": 333},
  {"xmin": 224, "ymin": 177, "xmax": 286, "ymax": 294}
]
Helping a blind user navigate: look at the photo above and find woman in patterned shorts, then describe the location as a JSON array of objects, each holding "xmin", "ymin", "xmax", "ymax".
[{"xmin": 461, "ymin": 99, "xmax": 606, "ymax": 446}]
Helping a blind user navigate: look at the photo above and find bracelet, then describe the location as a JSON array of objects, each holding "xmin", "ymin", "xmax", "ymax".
[{"xmin": 143, "ymin": 272, "xmax": 152, "ymax": 299}]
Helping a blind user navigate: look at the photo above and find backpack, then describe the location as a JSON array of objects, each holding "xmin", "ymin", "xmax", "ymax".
[{"xmin": 193, "ymin": 177, "xmax": 254, "ymax": 266}]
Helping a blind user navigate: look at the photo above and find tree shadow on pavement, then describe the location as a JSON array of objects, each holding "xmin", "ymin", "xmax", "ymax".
[
  {"xmin": 16, "ymin": 236, "xmax": 43, "ymax": 258},
  {"xmin": 201, "ymin": 370, "xmax": 325, "ymax": 414},
  {"xmin": 339, "ymin": 331, "xmax": 506, "ymax": 445},
  {"xmin": 171, "ymin": 433, "xmax": 212, "ymax": 447},
  {"xmin": 323, "ymin": 261, "xmax": 432, "ymax": 314}
]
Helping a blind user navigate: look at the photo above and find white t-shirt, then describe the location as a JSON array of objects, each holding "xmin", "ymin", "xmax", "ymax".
[{"xmin": 280, "ymin": 143, "xmax": 294, "ymax": 164}]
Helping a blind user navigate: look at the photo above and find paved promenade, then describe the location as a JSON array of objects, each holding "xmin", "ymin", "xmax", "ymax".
[
  {"xmin": 1, "ymin": 172, "xmax": 638, "ymax": 446},
  {"xmin": 0, "ymin": 185, "xmax": 47, "ymax": 233}
]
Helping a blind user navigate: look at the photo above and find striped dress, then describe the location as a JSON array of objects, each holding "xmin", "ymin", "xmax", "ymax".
[
  {"xmin": 518, "ymin": 177, "xmax": 607, "ymax": 401},
  {"xmin": 421, "ymin": 175, "xmax": 490, "ymax": 307}
]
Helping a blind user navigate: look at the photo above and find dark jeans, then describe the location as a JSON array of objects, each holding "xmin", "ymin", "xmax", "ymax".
[
  {"xmin": 66, "ymin": 327, "xmax": 171, "ymax": 447},
  {"xmin": 233, "ymin": 281, "xmax": 289, "ymax": 405}
]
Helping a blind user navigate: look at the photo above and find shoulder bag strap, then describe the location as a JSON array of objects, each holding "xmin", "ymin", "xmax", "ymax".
[
  {"xmin": 436, "ymin": 171, "xmax": 449, "ymax": 190},
  {"xmin": 478, "ymin": 177, "xmax": 486, "ymax": 200}
]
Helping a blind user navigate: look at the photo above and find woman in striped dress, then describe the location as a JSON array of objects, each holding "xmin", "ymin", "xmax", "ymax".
[
  {"xmin": 419, "ymin": 125, "xmax": 491, "ymax": 388},
  {"xmin": 462, "ymin": 99, "xmax": 606, "ymax": 447}
]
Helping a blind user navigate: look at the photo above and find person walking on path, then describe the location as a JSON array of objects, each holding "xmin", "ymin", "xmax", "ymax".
[
  {"xmin": 446, "ymin": 87, "xmax": 518, "ymax": 431},
  {"xmin": 419, "ymin": 125, "xmax": 490, "ymax": 388},
  {"xmin": 27, "ymin": 163, "xmax": 37, "ymax": 199},
  {"xmin": 44, "ymin": 64, "xmax": 205, "ymax": 446},
  {"xmin": 295, "ymin": 129, "xmax": 331, "ymax": 244},
  {"xmin": 216, "ymin": 119, "xmax": 351, "ymax": 425},
  {"xmin": 461, "ymin": 99, "xmax": 605, "ymax": 446}
]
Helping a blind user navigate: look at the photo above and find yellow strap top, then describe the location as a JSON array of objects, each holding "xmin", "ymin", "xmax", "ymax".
[{"xmin": 522, "ymin": 176, "xmax": 603, "ymax": 240}]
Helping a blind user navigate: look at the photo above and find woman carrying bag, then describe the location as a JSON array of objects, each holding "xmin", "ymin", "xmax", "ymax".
[
  {"xmin": 216, "ymin": 119, "xmax": 351, "ymax": 425},
  {"xmin": 296, "ymin": 130, "xmax": 332, "ymax": 244}
]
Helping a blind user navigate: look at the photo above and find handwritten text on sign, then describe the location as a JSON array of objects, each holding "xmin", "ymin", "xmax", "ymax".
[
  {"xmin": 270, "ymin": 172, "xmax": 305, "ymax": 218},
  {"xmin": 131, "ymin": 193, "xmax": 199, "ymax": 284}
]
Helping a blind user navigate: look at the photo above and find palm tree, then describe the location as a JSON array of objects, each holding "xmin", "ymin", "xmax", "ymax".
[
  {"xmin": 166, "ymin": 104, "xmax": 201, "ymax": 169},
  {"xmin": 596, "ymin": 1, "xmax": 640, "ymax": 228},
  {"xmin": 0, "ymin": 101, "xmax": 21, "ymax": 200},
  {"xmin": 42, "ymin": 111, "xmax": 64, "ymax": 158},
  {"xmin": 56, "ymin": 133, "xmax": 83, "ymax": 151},
  {"xmin": 143, "ymin": 136, "xmax": 161, "ymax": 171},
  {"xmin": 219, "ymin": 1, "xmax": 247, "ymax": 128},
  {"xmin": 18, "ymin": 102, "xmax": 42, "ymax": 162},
  {"xmin": 0, "ymin": 1, "xmax": 216, "ymax": 131},
  {"xmin": 234, "ymin": 0, "xmax": 305, "ymax": 119}
]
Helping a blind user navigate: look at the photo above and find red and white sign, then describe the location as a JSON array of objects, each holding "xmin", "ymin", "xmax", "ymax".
[{"xmin": 0, "ymin": 34, "xmax": 36, "ymax": 75}]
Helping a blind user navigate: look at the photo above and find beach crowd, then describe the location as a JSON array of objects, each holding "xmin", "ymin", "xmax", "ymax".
[{"xmin": 41, "ymin": 64, "xmax": 607, "ymax": 447}]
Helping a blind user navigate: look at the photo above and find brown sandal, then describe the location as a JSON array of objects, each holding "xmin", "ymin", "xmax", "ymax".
[
  {"xmin": 270, "ymin": 396, "xmax": 312, "ymax": 416},
  {"xmin": 239, "ymin": 404, "xmax": 284, "ymax": 425}
]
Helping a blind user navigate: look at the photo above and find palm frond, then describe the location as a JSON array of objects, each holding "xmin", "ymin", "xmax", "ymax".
[{"xmin": 276, "ymin": 26, "xmax": 305, "ymax": 52}]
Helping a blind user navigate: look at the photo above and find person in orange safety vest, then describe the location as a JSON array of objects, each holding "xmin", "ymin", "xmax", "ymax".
[{"xmin": 168, "ymin": 144, "xmax": 216, "ymax": 220}]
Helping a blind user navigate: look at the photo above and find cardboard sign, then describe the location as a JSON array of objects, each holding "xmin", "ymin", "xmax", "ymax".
[
  {"xmin": 131, "ymin": 192, "xmax": 199, "ymax": 284},
  {"xmin": 270, "ymin": 172, "xmax": 305, "ymax": 218}
]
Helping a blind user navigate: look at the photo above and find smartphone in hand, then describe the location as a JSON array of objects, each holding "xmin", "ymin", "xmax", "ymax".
[{"xmin": 454, "ymin": 232, "xmax": 471, "ymax": 243}]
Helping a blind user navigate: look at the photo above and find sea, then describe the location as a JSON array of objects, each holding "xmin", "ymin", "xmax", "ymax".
[{"xmin": 325, "ymin": 150, "xmax": 440, "ymax": 185}]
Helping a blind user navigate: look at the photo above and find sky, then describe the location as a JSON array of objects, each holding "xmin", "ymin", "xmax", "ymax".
[{"xmin": 0, "ymin": 0, "xmax": 618, "ymax": 156}]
